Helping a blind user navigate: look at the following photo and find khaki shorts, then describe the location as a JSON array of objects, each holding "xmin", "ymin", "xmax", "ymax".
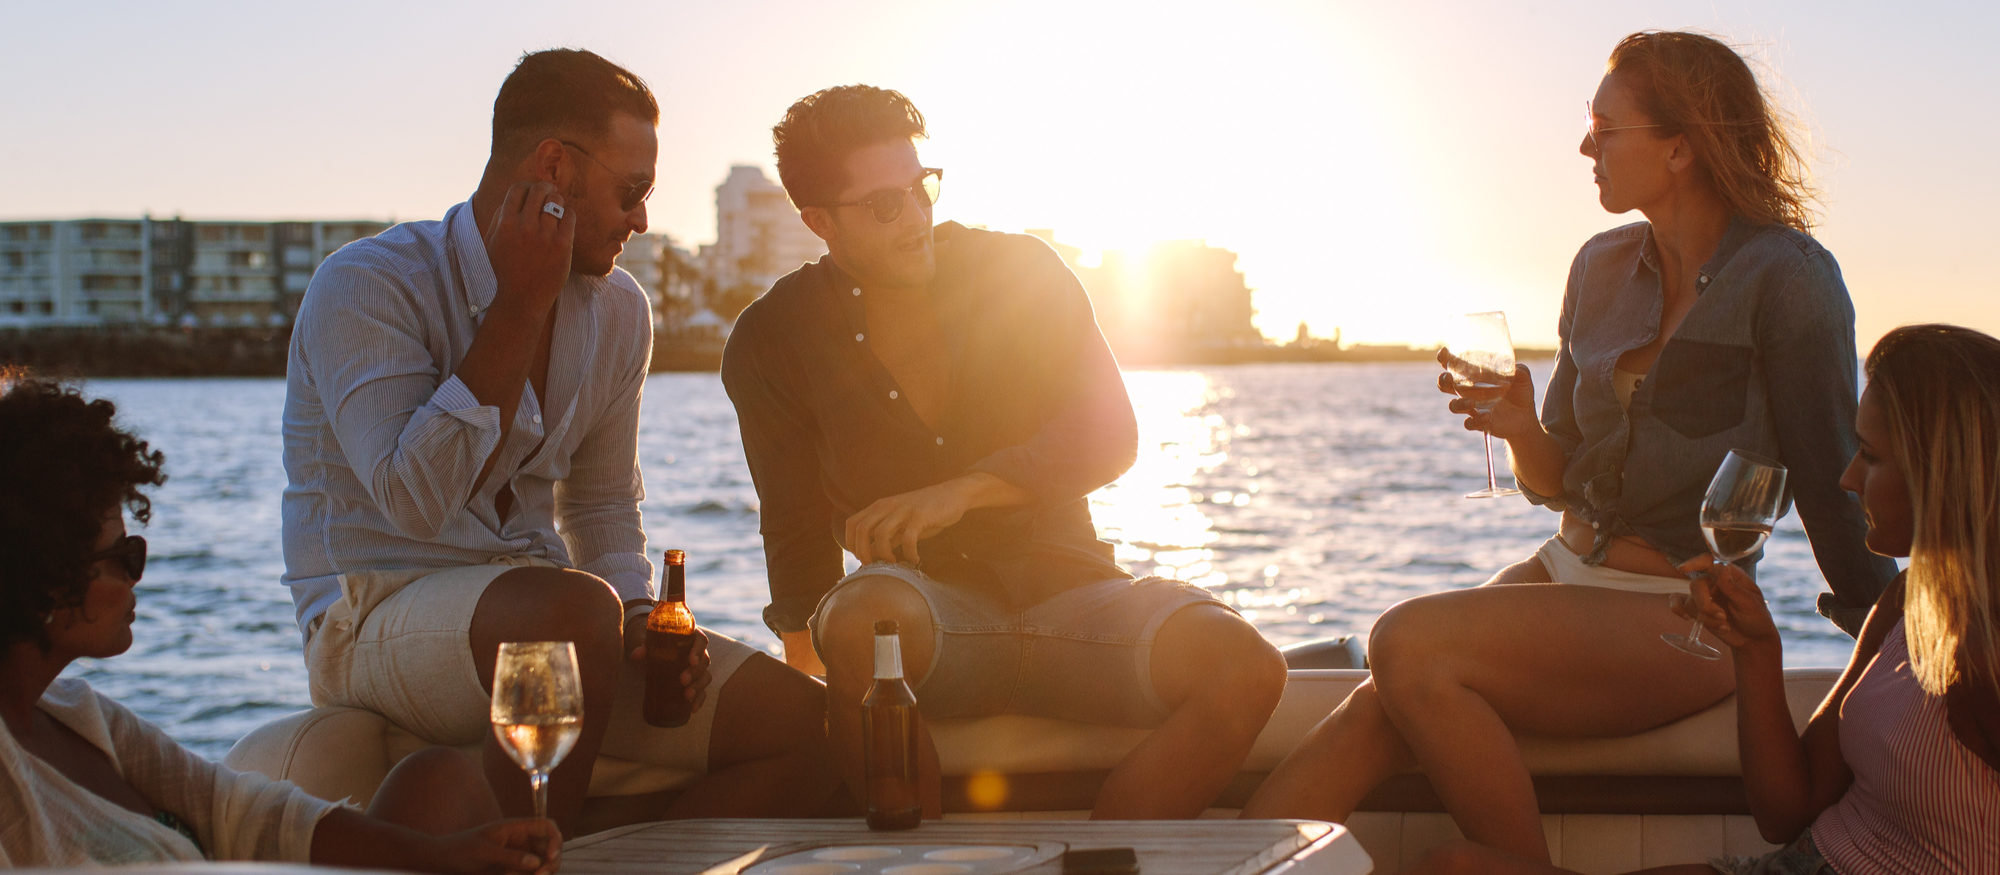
[
  {"xmin": 303, "ymin": 559, "xmax": 757, "ymax": 772},
  {"xmin": 1535, "ymin": 535, "xmax": 1693, "ymax": 596}
]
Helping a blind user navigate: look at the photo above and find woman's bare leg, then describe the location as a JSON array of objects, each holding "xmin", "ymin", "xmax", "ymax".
[
  {"xmin": 1368, "ymin": 584, "xmax": 1734, "ymax": 860},
  {"xmin": 1241, "ymin": 555, "xmax": 1551, "ymax": 819}
]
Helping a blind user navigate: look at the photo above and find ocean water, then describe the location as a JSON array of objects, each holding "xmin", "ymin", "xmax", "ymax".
[{"xmin": 73, "ymin": 363, "xmax": 1863, "ymax": 758}]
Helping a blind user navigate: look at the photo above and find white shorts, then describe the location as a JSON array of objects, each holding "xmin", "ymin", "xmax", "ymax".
[
  {"xmin": 302, "ymin": 559, "xmax": 758, "ymax": 772},
  {"xmin": 1534, "ymin": 535, "xmax": 1693, "ymax": 596}
]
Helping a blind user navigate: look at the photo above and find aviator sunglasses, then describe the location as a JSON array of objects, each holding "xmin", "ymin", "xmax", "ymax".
[
  {"xmin": 560, "ymin": 140, "xmax": 656, "ymax": 212},
  {"xmin": 827, "ymin": 168, "xmax": 944, "ymax": 223},
  {"xmin": 89, "ymin": 535, "xmax": 148, "ymax": 582}
]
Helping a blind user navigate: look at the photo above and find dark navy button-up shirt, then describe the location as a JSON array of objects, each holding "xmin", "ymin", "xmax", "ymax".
[
  {"xmin": 722, "ymin": 222, "xmax": 1138, "ymax": 634},
  {"xmin": 1529, "ymin": 217, "xmax": 1896, "ymax": 634}
]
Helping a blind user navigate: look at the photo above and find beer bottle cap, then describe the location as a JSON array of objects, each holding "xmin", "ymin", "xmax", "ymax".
[
  {"xmin": 874, "ymin": 619, "xmax": 899, "ymax": 636},
  {"xmin": 664, "ymin": 549, "xmax": 686, "ymax": 565}
]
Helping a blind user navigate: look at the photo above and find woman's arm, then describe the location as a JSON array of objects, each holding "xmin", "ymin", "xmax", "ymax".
[{"xmin": 1685, "ymin": 563, "xmax": 1902, "ymax": 840}]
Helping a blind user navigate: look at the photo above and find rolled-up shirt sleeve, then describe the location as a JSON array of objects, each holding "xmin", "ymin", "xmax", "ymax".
[
  {"xmin": 1759, "ymin": 251, "xmax": 1897, "ymax": 634},
  {"xmin": 965, "ymin": 241, "xmax": 1138, "ymax": 504},
  {"xmin": 1521, "ymin": 251, "xmax": 1587, "ymax": 511},
  {"xmin": 295, "ymin": 258, "xmax": 503, "ymax": 541},
  {"xmin": 555, "ymin": 306, "xmax": 654, "ymax": 606},
  {"xmin": 723, "ymin": 308, "xmax": 846, "ymax": 634}
]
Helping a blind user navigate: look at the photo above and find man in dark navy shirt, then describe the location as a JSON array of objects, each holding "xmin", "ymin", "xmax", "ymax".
[{"xmin": 722, "ymin": 85, "xmax": 1286, "ymax": 818}]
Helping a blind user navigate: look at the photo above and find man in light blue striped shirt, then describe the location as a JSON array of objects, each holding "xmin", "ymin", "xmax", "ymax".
[{"xmin": 281, "ymin": 49, "xmax": 836, "ymax": 831}]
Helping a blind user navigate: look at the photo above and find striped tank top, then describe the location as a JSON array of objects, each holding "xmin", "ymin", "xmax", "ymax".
[{"xmin": 1812, "ymin": 621, "xmax": 2000, "ymax": 873}]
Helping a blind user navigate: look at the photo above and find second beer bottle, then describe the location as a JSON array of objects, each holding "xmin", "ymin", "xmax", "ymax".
[
  {"xmin": 863, "ymin": 619, "xmax": 922, "ymax": 830},
  {"xmin": 643, "ymin": 549, "xmax": 698, "ymax": 728}
]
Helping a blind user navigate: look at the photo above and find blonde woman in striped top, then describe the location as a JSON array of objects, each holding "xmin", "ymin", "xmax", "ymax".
[{"xmin": 1410, "ymin": 325, "xmax": 2000, "ymax": 874}]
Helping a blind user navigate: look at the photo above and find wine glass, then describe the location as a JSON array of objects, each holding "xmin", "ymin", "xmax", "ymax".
[
  {"xmin": 1665, "ymin": 450, "xmax": 1788, "ymax": 659},
  {"xmin": 490, "ymin": 641, "xmax": 584, "ymax": 819},
  {"xmin": 1445, "ymin": 311, "xmax": 1522, "ymax": 499}
]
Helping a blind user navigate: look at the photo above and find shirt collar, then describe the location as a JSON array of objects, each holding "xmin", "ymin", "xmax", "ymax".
[
  {"xmin": 1636, "ymin": 214, "xmax": 1757, "ymax": 290},
  {"xmin": 446, "ymin": 199, "xmax": 499, "ymax": 316}
]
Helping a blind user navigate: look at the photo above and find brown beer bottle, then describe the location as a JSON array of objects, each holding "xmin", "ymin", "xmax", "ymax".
[
  {"xmin": 863, "ymin": 619, "xmax": 922, "ymax": 830},
  {"xmin": 643, "ymin": 549, "xmax": 697, "ymax": 728}
]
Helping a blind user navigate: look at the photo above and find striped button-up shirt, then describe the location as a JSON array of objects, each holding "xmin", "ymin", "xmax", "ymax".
[{"xmin": 281, "ymin": 199, "xmax": 654, "ymax": 631}]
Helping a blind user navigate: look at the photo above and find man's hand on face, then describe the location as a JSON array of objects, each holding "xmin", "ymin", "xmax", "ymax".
[
  {"xmin": 843, "ymin": 480, "xmax": 977, "ymax": 567},
  {"xmin": 483, "ymin": 180, "xmax": 574, "ymax": 315}
]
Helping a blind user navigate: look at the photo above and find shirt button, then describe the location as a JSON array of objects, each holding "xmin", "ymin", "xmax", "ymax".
[
  {"xmin": 889, "ymin": 390, "xmax": 899, "ymax": 400},
  {"xmin": 935, "ymin": 437, "xmax": 945, "ymax": 446},
  {"xmin": 851, "ymin": 288, "xmax": 861, "ymax": 296},
  {"xmin": 532, "ymin": 414, "xmax": 543, "ymax": 424},
  {"xmin": 855, "ymin": 333, "xmax": 865, "ymax": 342}
]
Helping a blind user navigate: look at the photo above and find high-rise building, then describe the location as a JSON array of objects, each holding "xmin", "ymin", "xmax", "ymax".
[{"xmin": 705, "ymin": 165, "xmax": 824, "ymax": 304}]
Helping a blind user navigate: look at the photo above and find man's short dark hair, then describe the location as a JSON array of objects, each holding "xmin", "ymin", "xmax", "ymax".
[
  {"xmin": 492, "ymin": 48, "xmax": 659, "ymax": 158},
  {"xmin": 772, "ymin": 85, "xmax": 927, "ymax": 209}
]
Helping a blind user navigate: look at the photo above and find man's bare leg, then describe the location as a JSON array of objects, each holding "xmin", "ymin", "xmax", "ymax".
[
  {"xmin": 1093, "ymin": 604, "xmax": 1288, "ymax": 818},
  {"xmin": 818, "ymin": 575, "xmax": 944, "ymax": 818},
  {"xmin": 650, "ymin": 652, "xmax": 842, "ymax": 817},
  {"xmin": 368, "ymin": 747, "xmax": 505, "ymax": 833},
  {"xmin": 468, "ymin": 566, "xmax": 624, "ymax": 835}
]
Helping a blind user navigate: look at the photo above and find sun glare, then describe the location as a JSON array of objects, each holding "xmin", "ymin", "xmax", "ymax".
[{"xmin": 1089, "ymin": 371, "xmax": 1227, "ymax": 587}]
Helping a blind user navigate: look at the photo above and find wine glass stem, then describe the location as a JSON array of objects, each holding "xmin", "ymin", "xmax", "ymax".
[
  {"xmin": 1684, "ymin": 558, "xmax": 1731, "ymax": 646},
  {"xmin": 1482, "ymin": 429, "xmax": 1500, "ymax": 492},
  {"xmin": 530, "ymin": 770, "xmax": 549, "ymax": 821}
]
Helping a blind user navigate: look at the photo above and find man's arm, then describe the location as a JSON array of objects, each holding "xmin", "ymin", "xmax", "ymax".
[
  {"xmin": 721, "ymin": 307, "xmax": 846, "ymax": 672},
  {"xmin": 553, "ymin": 286, "xmax": 655, "ymax": 638},
  {"xmin": 300, "ymin": 185, "xmax": 572, "ymax": 539}
]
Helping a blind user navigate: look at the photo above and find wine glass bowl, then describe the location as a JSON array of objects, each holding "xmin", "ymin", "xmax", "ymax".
[
  {"xmin": 1447, "ymin": 311, "xmax": 1522, "ymax": 499},
  {"xmin": 490, "ymin": 640, "xmax": 584, "ymax": 819},
  {"xmin": 1665, "ymin": 450, "xmax": 1788, "ymax": 659}
]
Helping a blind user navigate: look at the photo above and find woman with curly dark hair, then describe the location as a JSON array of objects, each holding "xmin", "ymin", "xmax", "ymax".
[{"xmin": 0, "ymin": 374, "xmax": 559, "ymax": 870}]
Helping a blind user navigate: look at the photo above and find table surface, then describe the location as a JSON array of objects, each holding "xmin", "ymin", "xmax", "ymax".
[{"xmin": 560, "ymin": 818, "xmax": 1370, "ymax": 875}]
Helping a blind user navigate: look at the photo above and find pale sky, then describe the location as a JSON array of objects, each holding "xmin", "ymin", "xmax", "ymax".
[{"xmin": 4, "ymin": 0, "xmax": 1994, "ymax": 348}]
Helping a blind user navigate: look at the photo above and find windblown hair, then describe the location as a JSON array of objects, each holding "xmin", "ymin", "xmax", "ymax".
[
  {"xmin": 491, "ymin": 48, "xmax": 658, "ymax": 159},
  {"xmin": 0, "ymin": 373, "xmax": 166, "ymax": 651},
  {"xmin": 1607, "ymin": 31, "xmax": 1819, "ymax": 232},
  {"xmin": 771, "ymin": 85, "xmax": 927, "ymax": 209},
  {"xmin": 1864, "ymin": 325, "xmax": 2000, "ymax": 695}
]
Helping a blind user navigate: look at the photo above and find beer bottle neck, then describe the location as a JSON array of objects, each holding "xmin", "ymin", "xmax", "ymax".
[
  {"xmin": 663, "ymin": 565, "xmax": 685, "ymax": 601},
  {"xmin": 873, "ymin": 633, "xmax": 904, "ymax": 680}
]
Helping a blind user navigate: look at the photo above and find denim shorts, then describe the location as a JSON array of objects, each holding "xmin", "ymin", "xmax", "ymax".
[
  {"xmin": 810, "ymin": 563, "xmax": 1229, "ymax": 726},
  {"xmin": 1710, "ymin": 830, "xmax": 1831, "ymax": 875}
]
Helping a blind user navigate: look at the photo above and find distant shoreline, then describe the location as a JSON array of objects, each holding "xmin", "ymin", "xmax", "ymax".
[{"xmin": 1, "ymin": 325, "xmax": 1555, "ymax": 377}]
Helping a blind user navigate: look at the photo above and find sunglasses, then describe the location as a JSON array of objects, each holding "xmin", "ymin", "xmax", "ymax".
[
  {"xmin": 89, "ymin": 535, "xmax": 147, "ymax": 582},
  {"xmin": 560, "ymin": 140, "xmax": 656, "ymax": 212},
  {"xmin": 827, "ymin": 168, "xmax": 944, "ymax": 224}
]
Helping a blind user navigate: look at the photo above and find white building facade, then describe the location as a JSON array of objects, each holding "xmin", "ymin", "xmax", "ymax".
[{"xmin": 705, "ymin": 165, "xmax": 824, "ymax": 299}]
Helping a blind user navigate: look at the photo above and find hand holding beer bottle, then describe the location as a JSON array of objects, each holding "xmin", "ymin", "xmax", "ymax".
[{"xmin": 643, "ymin": 549, "xmax": 703, "ymax": 728}]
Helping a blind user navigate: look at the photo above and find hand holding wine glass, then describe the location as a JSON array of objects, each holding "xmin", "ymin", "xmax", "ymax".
[
  {"xmin": 1442, "ymin": 311, "xmax": 1523, "ymax": 499},
  {"xmin": 1665, "ymin": 450, "xmax": 1787, "ymax": 659},
  {"xmin": 490, "ymin": 641, "xmax": 584, "ymax": 820}
]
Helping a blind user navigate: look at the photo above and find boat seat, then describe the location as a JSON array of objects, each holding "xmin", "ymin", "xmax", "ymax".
[{"xmin": 223, "ymin": 667, "xmax": 1841, "ymax": 874}]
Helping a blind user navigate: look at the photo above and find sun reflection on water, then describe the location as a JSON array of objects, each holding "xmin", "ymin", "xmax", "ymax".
[{"xmin": 1089, "ymin": 371, "xmax": 1230, "ymax": 589}]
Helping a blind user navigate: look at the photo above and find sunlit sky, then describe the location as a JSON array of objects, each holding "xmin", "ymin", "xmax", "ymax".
[{"xmin": 5, "ymin": 0, "xmax": 1995, "ymax": 348}]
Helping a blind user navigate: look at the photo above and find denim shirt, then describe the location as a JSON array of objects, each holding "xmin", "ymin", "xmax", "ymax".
[{"xmin": 1530, "ymin": 218, "xmax": 1895, "ymax": 634}]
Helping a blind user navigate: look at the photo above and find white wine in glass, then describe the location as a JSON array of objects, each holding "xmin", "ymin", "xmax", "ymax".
[
  {"xmin": 1665, "ymin": 450, "xmax": 1787, "ymax": 660},
  {"xmin": 1446, "ymin": 311, "xmax": 1522, "ymax": 499},
  {"xmin": 491, "ymin": 641, "xmax": 584, "ymax": 820}
]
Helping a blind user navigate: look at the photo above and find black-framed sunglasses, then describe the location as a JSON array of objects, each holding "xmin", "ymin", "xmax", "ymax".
[
  {"xmin": 827, "ymin": 168, "xmax": 943, "ymax": 224},
  {"xmin": 559, "ymin": 140, "xmax": 656, "ymax": 212},
  {"xmin": 89, "ymin": 535, "xmax": 147, "ymax": 582}
]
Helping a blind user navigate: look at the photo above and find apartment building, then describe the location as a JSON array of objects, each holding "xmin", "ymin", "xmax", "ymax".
[
  {"xmin": 0, "ymin": 217, "xmax": 388, "ymax": 328},
  {"xmin": 704, "ymin": 165, "xmax": 824, "ymax": 300}
]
